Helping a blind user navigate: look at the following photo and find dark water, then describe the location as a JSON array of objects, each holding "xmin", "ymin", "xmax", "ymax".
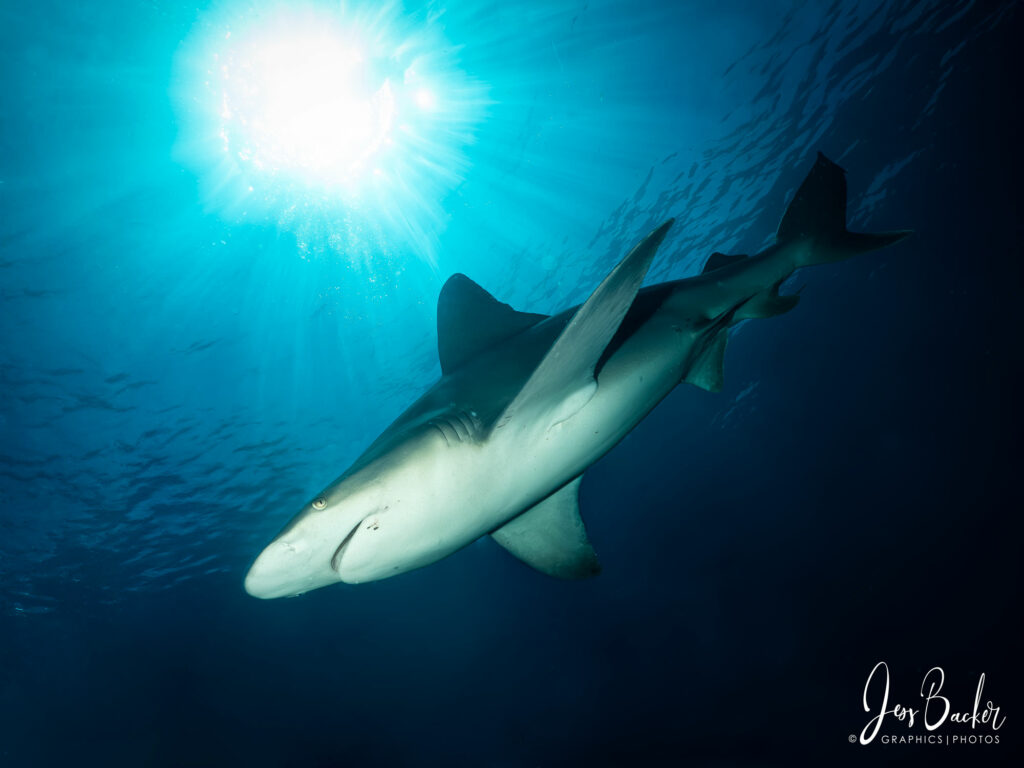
[{"xmin": 1, "ymin": 0, "xmax": 1020, "ymax": 765}]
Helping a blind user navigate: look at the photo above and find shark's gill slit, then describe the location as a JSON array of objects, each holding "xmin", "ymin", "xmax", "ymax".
[
  {"xmin": 429, "ymin": 422, "xmax": 451, "ymax": 446},
  {"xmin": 447, "ymin": 416, "xmax": 469, "ymax": 441},
  {"xmin": 457, "ymin": 410, "xmax": 477, "ymax": 439}
]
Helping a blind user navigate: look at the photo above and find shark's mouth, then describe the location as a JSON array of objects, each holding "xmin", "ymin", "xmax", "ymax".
[{"xmin": 330, "ymin": 522, "xmax": 361, "ymax": 573}]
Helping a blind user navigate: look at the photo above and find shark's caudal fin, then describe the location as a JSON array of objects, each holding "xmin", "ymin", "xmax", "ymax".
[
  {"xmin": 779, "ymin": 152, "xmax": 912, "ymax": 266},
  {"xmin": 493, "ymin": 220, "xmax": 674, "ymax": 433}
]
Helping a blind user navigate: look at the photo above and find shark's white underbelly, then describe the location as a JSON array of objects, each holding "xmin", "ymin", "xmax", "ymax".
[{"xmin": 336, "ymin": 307, "xmax": 697, "ymax": 583}]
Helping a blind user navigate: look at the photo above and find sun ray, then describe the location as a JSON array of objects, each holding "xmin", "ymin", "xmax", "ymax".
[{"xmin": 172, "ymin": 1, "xmax": 489, "ymax": 264}]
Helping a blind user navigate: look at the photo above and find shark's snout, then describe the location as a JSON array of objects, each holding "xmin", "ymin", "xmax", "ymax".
[
  {"xmin": 244, "ymin": 536, "xmax": 339, "ymax": 599},
  {"xmin": 244, "ymin": 540, "xmax": 301, "ymax": 599}
]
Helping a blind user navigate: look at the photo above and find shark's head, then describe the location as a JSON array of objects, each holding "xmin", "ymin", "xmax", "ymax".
[
  {"xmin": 242, "ymin": 477, "xmax": 371, "ymax": 599},
  {"xmin": 243, "ymin": 419, "xmax": 464, "ymax": 598}
]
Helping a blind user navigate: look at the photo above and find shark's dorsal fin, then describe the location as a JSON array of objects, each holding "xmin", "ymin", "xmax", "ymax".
[
  {"xmin": 437, "ymin": 274, "xmax": 547, "ymax": 376},
  {"xmin": 702, "ymin": 251, "xmax": 748, "ymax": 274},
  {"xmin": 492, "ymin": 220, "xmax": 674, "ymax": 432},
  {"xmin": 491, "ymin": 477, "xmax": 599, "ymax": 579}
]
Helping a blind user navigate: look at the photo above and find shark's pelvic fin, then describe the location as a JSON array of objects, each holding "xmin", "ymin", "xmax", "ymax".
[
  {"xmin": 490, "ymin": 477, "xmax": 600, "ymax": 579},
  {"xmin": 779, "ymin": 152, "xmax": 912, "ymax": 264},
  {"xmin": 684, "ymin": 330, "xmax": 728, "ymax": 392},
  {"xmin": 734, "ymin": 279, "xmax": 801, "ymax": 321},
  {"xmin": 493, "ymin": 220, "xmax": 674, "ymax": 432},
  {"xmin": 437, "ymin": 274, "xmax": 547, "ymax": 375},
  {"xmin": 702, "ymin": 251, "xmax": 748, "ymax": 274}
]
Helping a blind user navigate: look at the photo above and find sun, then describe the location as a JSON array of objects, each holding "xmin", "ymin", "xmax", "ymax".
[
  {"xmin": 219, "ymin": 27, "xmax": 396, "ymax": 186},
  {"xmin": 173, "ymin": 1, "xmax": 488, "ymax": 260}
]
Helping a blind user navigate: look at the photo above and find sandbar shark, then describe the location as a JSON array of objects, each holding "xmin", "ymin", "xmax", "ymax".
[{"xmin": 245, "ymin": 153, "xmax": 910, "ymax": 598}]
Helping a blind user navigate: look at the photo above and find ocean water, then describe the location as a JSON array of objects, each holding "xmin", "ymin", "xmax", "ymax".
[{"xmin": 1, "ymin": 0, "xmax": 1020, "ymax": 765}]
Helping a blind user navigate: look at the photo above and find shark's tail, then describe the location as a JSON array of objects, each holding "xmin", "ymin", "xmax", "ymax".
[{"xmin": 779, "ymin": 152, "xmax": 912, "ymax": 266}]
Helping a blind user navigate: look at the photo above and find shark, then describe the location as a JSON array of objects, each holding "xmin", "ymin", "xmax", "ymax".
[{"xmin": 244, "ymin": 153, "xmax": 910, "ymax": 599}]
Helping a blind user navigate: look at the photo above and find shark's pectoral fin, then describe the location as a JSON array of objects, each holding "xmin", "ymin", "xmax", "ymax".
[
  {"xmin": 491, "ymin": 477, "xmax": 600, "ymax": 579},
  {"xmin": 492, "ymin": 220, "xmax": 674, "ymax": 433},
  {"xmin": 437, "ymin": 274, "xmax": 548, "ymax": 376}
]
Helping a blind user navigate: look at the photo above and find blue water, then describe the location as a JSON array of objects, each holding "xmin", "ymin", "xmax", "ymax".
[{"xmin": 1, "ymin": 0, "xmax": 1020, "ymax": 765}]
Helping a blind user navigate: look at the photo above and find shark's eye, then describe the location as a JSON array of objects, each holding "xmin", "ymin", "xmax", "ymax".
[{"xmin": 312, "ymin": 496, "xmax": 327, "ymax": 510}]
